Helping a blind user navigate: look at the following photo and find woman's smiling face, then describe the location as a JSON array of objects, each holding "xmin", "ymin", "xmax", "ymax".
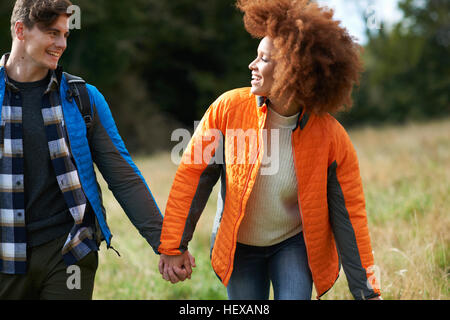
[{"xmin": 248, "ymin": 36, "xmax": 276, "ymax": 97}]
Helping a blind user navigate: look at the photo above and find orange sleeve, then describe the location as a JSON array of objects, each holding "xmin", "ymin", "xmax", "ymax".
[
  {"xmin": 329, "ymin": 121, "xmax": 381, "ymax": 298},
  {"xmin": 158, "ymin": 97, "xmax": 225, "ymax": 255}
]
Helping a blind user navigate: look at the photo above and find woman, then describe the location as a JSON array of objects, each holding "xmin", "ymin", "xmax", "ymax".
[{"xmin": 158, "ymin": 0, "xmax": 381, "ymax": 300}]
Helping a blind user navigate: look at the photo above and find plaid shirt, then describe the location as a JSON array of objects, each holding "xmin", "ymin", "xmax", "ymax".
[{"xmin": 0, "ymin": 66, "xmax": 97, "ymax": 274}]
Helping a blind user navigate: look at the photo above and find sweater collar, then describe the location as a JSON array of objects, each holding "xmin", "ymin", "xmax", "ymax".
[{"xmin": 255, "ymin": 94, "xmax": 310, "ymax": 130}]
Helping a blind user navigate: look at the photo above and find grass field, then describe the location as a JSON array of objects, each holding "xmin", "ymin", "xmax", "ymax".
[{"xmin": 92, "ymin": 119, "xmax": 449, "ymax": 300}]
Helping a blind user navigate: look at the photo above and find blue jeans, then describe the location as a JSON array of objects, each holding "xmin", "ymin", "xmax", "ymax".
[{"xmin": 227, "ymin": 233, "xmax": 313, "ymax": 300}]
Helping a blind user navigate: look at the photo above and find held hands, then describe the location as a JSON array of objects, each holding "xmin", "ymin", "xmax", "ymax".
[{"xmin": 159, "ymin": 251, "xmax": 196, "ymax": 284}]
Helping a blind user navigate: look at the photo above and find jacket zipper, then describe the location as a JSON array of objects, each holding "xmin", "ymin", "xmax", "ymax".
[
  {"xmin": 291, "ymin": 129, "xmax": 314, "ymax": 285},
  {"xmin": 224, "ymin": 108, "xmax": 267, "ymax": 283},
  {"xmin": 62, "ymin": 91, "xmax": 112, "ymax": 248},
  {"xmin": 224, "ymin": 147, "xmax": 260, "ymax": 281}
]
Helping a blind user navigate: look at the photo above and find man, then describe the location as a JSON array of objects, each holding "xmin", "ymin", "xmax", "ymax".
[{"xmin": 0, "ymin": 0, "xmax": 166, "ymax": 299}]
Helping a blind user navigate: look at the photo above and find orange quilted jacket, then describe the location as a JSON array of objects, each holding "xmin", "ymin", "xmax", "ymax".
[{"xmin": 159, "ymin": 88, "xmax": 380, "ymax": 299}]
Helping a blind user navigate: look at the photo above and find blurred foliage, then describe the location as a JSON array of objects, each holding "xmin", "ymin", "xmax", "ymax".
[
  {"xmin": 339, "ymin": 0, "xmax": 450, "ymax": 126},
  {"xmin": 0, "ymin": 0, "xmax": 448, "ymax": 153},
  {"xmin": 0, "ymin": 0, "xmax": 258, "ymax": 153}
]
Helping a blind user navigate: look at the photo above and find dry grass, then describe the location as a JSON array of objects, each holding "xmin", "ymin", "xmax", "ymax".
[
  {"xmin": 93, "ymin": 119, "xmax": 449, "ymax": 300},
  {"xmin": 320, "ymin": 119, "xmax": 449, "ymax": 300}
]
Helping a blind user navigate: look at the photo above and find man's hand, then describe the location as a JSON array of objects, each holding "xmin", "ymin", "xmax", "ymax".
[{"xmin": 159, "ymin": 251, "xmax": 196, "ymax": 284}]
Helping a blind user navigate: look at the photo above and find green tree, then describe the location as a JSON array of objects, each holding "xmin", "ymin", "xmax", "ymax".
[
  {"xmin": 136, "ymin": 0, "xmax": 258, "ymax": 124},
  {"xmin": 340, "ymin": 0, "xmax": 450, "ymax": 126}
]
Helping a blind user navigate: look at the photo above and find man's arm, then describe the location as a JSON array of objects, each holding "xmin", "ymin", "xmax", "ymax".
[{"xmin": 87, "ymin": 84, "xmax": 163, "ymax": 253}]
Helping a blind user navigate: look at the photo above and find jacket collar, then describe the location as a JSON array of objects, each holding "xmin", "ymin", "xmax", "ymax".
[
  {"xmin": 256, "ymin": 94, "xmax": 310, "ymax": 130},
  {"xmin": 0, "ymin": 54, "xmax": 6, "ymax": 68},
  {"xmin": 256, "ymin": 95, "xmax": 266, "ymax": 107}
]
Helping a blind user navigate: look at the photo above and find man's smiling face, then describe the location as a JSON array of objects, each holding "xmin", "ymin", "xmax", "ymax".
[{"xmin": 20, "ymin": 14, "xmax": 69, "ymax": 71}]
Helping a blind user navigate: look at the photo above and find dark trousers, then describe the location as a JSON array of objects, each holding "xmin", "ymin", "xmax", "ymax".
[{"xmin": 0, "ymin": 234, "xmax": 98, "ymax": 300}]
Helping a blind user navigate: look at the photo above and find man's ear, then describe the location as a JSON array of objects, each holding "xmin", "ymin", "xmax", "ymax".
[{"xmin": 14, "ymin": 21, "xmax": 26, "ymax": 41}]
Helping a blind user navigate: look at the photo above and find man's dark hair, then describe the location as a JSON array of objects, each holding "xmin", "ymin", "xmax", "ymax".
[{"xmin": 11, "ymin": 0, "xmax": 73, "ymax": 37}]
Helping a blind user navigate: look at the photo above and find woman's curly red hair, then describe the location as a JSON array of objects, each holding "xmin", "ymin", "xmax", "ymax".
[{"xmin": 237, "ymin": 0, "xmax": 364, "ymax": 114}]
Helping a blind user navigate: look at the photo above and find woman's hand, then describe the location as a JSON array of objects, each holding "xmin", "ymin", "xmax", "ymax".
[{"xmin": 159, "ymin": 251, "xmax": 196, "ymax": 284}]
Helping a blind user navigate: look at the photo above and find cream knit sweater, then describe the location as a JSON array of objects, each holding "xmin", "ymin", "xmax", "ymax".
[{"xmin": 237, "ymin": 107, "xmax": 302, "ymax": 246}]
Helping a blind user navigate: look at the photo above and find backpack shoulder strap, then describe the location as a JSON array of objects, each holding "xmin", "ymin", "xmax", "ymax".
[{"xmin": 63, "ymin": 72, "xmax": 93, "ymax": 131}]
